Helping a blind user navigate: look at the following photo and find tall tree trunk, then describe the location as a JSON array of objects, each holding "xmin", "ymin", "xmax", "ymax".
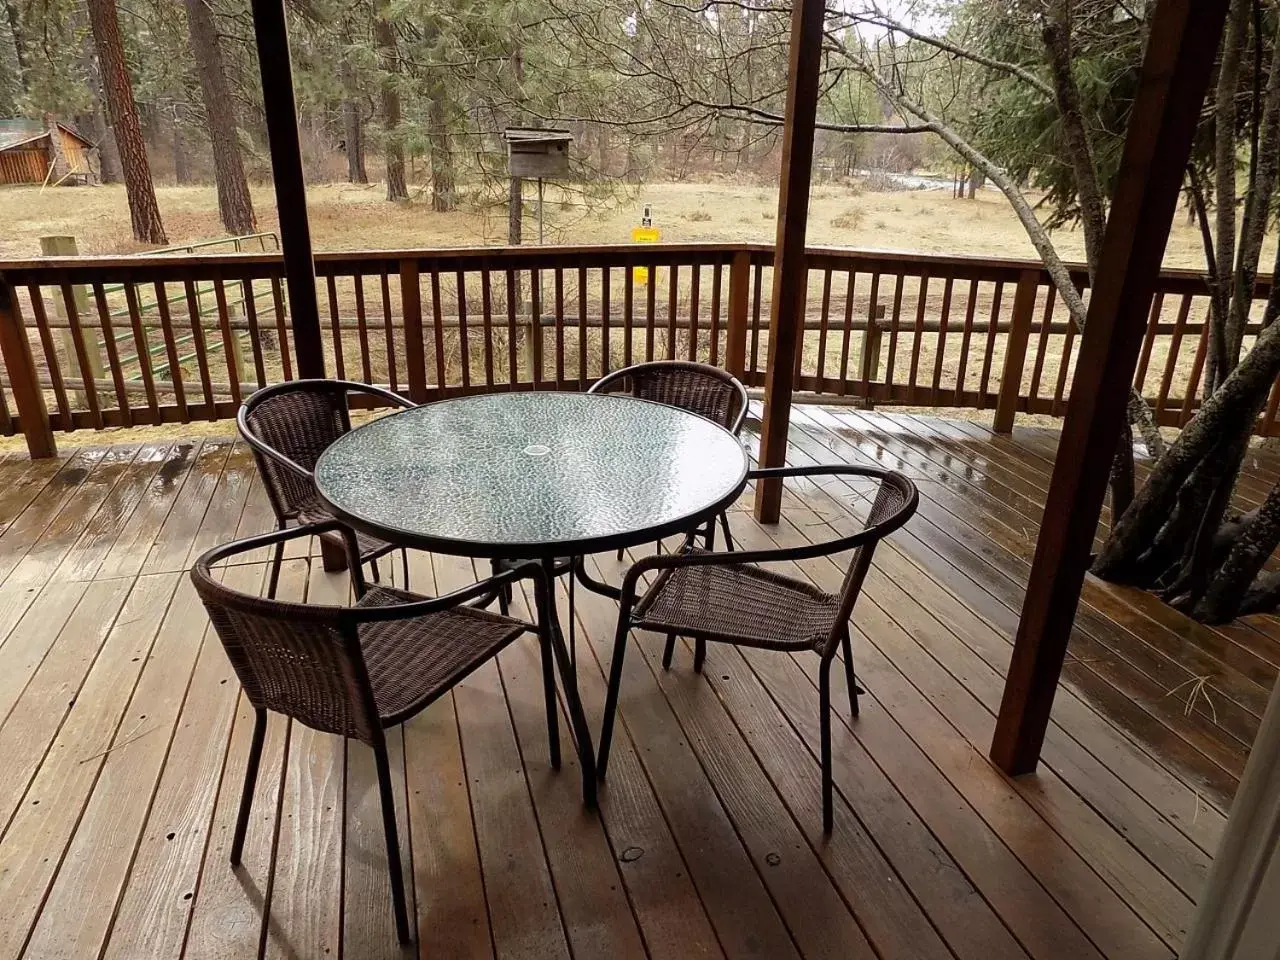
[
  {"xmin": 172, "ymin": 103, "xmax": 191, "ymax": 185},
  {"xmin": 86, "ymin": 0, "xmax": 166, "ymax": 244},
  {"xmin": 373, "ymin": 4, "xmax": 408, "ymax": 202},
  {"xmin": 507, "ymin": 45, "xmax": 525, "ymax": 244},
  {"xmin": 427, "ymin": 87, "xmax": 455, "ymax": 212},
  {"xmin": 343, "ymin": 96, "xmax": 368, "ymax": 183},
  {"xmin": 2, "ymin": 0, "xmax": 28, "ymax": 91},
  {"xmin": 183, "ymin": 0, "xmax": 255, "ymax": 234},
  {"xmin": 81, "ymin": 32, "xmax": 123, "ymax": 183}
]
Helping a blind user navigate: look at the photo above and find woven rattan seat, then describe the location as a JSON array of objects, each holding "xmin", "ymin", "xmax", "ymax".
[
  {"xmin": 634, "ymin": 554, "xmax": 837, "ymax": 652},
  {"xmin": 357, "ymin": 585, "xmax": 526, "ymax": 721},
  {"xmin": 238, "ymin": 380, "xmax": 416, "ymax": 598},
  {"xmin": 191, "ymin": 521, "xmax": 559, "ymax": 945},
  {"xmin": 597, "ymin": 464, "xmax": 918, "ymax": 834}
]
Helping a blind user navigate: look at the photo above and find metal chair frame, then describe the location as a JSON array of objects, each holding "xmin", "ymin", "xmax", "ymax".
[
  {"xmin": 192, "ymin": 521, "xmax": 558, "ymax": 944},
  {"xmin": 595, "ymin": 464, "xmax": 918, "ymax": 832},
  {"xmin": 237, "ymin": 379, "xmax": 416, "ymax": 598}
]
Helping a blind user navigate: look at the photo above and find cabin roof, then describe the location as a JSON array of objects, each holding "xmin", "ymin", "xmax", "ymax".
[{"xmin": 0, "ymin": 119, "xmax": 94, "ymax": 153}]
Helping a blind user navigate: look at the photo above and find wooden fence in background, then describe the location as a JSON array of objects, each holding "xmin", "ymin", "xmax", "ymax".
[{"xmin": 0, "ymin": 242, "xmax": 1276, "ymax": 456}]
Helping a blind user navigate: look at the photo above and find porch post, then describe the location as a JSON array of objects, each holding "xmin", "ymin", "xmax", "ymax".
[
  {"xmin": 249, "ymin": 0, "xmax": 325, "ymax": 379},
  {"xmin": 990, "ymin": 0, "xmax": 1231, "ymax": 775},
  {"xmin": 752, "ymin": 0, "xmax": 824, "ymax": 523}
]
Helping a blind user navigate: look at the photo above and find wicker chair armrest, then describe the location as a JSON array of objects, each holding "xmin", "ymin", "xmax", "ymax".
[
  {"xmin": 748, "ymin": 463, "xmax": 893, "ymax": 482},
  {"xmin": 193, "ymin": 520, "xmax": 359, "ymax": 576},
  {"xmin": 341, "ymin": 381, "xmax": 417, "ymax": 410},
  {"xmin": 350, "ymin": 560, "xmax": 548, "ymax": 623}
]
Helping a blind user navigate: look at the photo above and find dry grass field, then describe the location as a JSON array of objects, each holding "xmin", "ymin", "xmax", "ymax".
[{"xmin": 2, "ymin": 176, "xmax": 1263, "ymax": 268}]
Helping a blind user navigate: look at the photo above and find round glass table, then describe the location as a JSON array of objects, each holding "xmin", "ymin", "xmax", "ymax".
[{"xmin": 314, "ymin": 391, "xmax": 749, "ymax": 805}]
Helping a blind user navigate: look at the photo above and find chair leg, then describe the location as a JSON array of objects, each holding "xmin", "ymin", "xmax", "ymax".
[
  {"xmin": 490, "ymin": 559, "xmax": 511, "ymax": 615},
  {"xmin": 373, "ymin": 740, "xmax": 412, "ymax": 945},
  {"xmin": 662, "ymin": 633, "xmax": 677, "ymax": 671},
  {"xmin": 369, "ymin": 557, "xmax": 381, "ymax": 584},
  {"xmin": 597, "ymin": 612, "xmax": 632, "ymax": 781},
  {"xmin": 719, "ymin": 511, "xmax": 735, "ymax": 551},
  {"xmin": 231, "ymin": 709, "xmax": 267, "ymax": 865},
  {"xmin": 820, "ymin": 659, "xmax": 833, "ymax": 834},
  {"xmin": 402, "ymin": 548, "xmax": 410, "ymax": 590},
  {"xmin": 539, "ymin": 625, "xmax": 562, "ymax": 770},
  {"xmin": 693, "ymin": 638, "xmax": 707, "ymax": 674},
  {"xmin": 266, "ymin": 541, "xmax": 285, "ymax": 600},
  {"xmin": 841, "ymin": 630, "xmax": 861, "ymax": 717},
  {"xmin": 703, "ymin": 518, "xmax": 716, "ymax": 550},
  {"xmin": 616, "ymin": 546, "xmax": 625, "ymax": 562}
]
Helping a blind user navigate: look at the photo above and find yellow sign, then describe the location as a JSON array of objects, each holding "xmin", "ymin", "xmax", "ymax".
[{"xmin": 631, "ymin": 225, "xmax": 661, "ymax": 285}]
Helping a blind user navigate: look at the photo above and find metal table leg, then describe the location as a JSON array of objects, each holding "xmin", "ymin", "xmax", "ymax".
[{"xmin": 539, "ymin": 556, "xmax": 597, "ymax": 807}]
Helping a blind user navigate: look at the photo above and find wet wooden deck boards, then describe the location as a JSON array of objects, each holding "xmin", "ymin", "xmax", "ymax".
[{"xmin": 0, "ymin": 408, "xmax": 1273, "ymax": 960}]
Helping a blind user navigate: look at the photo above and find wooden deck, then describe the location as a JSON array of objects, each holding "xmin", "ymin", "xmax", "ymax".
[{"xmin": 0, "ymin": 406, "xmax": 1274, "ymax": 960}]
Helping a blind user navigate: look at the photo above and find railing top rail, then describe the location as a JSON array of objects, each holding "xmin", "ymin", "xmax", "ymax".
[{"xmin": 0, "ymin": 241, "xmax": 1268, "ymax": 293}]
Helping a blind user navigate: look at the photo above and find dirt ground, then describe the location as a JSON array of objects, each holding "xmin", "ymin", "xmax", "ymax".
[{"xmin": 1, "ymin": 176, "xmax": 1261, "ymax": 270}]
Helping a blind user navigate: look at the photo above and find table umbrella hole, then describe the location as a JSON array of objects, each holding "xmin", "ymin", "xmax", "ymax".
[{"xmin": 523, "ymin": 444, "xmax": 552, "ymax": 457}]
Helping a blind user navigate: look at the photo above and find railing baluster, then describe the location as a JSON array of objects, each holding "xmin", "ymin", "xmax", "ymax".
[
  {"xmin": 860, "ymin": 272, "xmax": 882, "ymax": 400},
  {"xmin": 1179, "ymin": 319, "xmax": 1211, "ymax": 425},
  {"xmin": 92, "ymin": 283, "xmax": 132, "ymax": 423},
  {"xmin": 531, "ymin": 268, "xmax": 543, "ymax": 387},
  {"xmin": 907, "ymin": 270, "xmax": 928, "ymax": 394},
  {"xmin": 884, "ymin": 274, "xmax": 905, "ymax": 389},
  {"xmin": 1027, "ymin": 284, "xmax": 1056, "ymax": 404},
  {"xmin": 430, "ymin": 267, "xmax": 447, "ymax": 393},
  {"xmin": 554, "ymin": 267, "xmax": 565, "ymax": 388},
  {"xmin": 213, "ymin": 276, "xmax": 244, "ymax": 403},
  {"xmin": 380, "ymin": 270, "xmax": 396, "ymax": 392},
  {"xmin": 1155, "ymin": 293, "xmax": 1193, "ymax": 421},
  {"xmin": 993, "ymin": 270, "xmax": 1038, "ymax": 432},
  {"xmin": 816, "ymin": 267, "xmax": 832, "ymax": 392},
  {"xmin": 1133, "ymin": 292, "xmax": 1163, "ymax": 393},
  {"xmin": 688, "ymin": 262, "xmax": 701, "ymax": 362},
  {"xmin": 456, "ymin": 268, "xmax": 471, "ymax": 390},
  {"xmin": 270, "ymin": 277, "xmax": 293, "ymax": 382},
  {"xmin": 60, "ymin": 280, "xmax": 103, "ymax": 427},
  {"xmin": 837, "ymin": 268, "xmax": 856, "ymax": 396},
  {"xmin": 600, "ymin": 266, "xmax": 611, "ymax": 377},
  {"xmin": 955, "ymin": 279, "xmax": 978, "ymax": 404},
  {"xmin": 183, "ymin": 280, "xmax": 216, "ymax": 416},
  {"xmin": 977, "ymin": 280, "xmax": 1004, "ymax": 406},
  {"xmin": 749, "ymin": 261, "xmax": 763, "ymax": 378},
  {"xmin": 353, "ymin": 273, "xmax": 373, "ymax": 384},
  {"xmin": 124, "ymin": 281, "xmax": 160, "ymax": 420},
  {"xmin": 645, "ymin": 264, "xmax": 657, "ymax": 363},
  {"xmin": 623, "ymin": 262, "xmax": 634, "ymax": 369},
  {"xmin": 26, "ymin": 284, "xmax": 71, "ymax": 427},
  {"xmin": 481, "ymin": 267, "xmax": 495, "ymax": 389},
  {"xmin": 241, "ymin": 279, "xmax": 268, "ymax": 390},
  {"xmin": 505, "ymin": 269, "xmax": 518, "ymax": 386},
  {"xmin": 667, "ymin": 262, "xmax": 679, "ymax": 360},
  {"xmin": 150, "ymin": 281, "xmax": 187, "ymax": 421},
  {"xmin": 709, "ymin": 259, "xmax": 722, "ymax": 368},
  {"xmin": 326, "ymin": 274, "xmax": 345, "ymax": 380},
  {"xmin": 931, "ymin": 276, "xmax": 954, "ymax": 404},
  {"xmin": 1051, "ymin": 301, "xmax": 1078, "ymax": 417},
  {"xmin": 578, "ymin": 265, "xmax": 588, "ymax": 385}
]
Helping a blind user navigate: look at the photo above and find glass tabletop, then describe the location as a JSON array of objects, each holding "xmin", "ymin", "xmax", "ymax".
[{"xmin": 314, "ymin": 392, "xmax": 749, "ymax": 558}]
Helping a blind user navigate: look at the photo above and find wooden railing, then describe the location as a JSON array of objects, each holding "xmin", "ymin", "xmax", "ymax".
[{"xmin": 1, "ymin": 242, "xmax": 1276, "ymax": 456}]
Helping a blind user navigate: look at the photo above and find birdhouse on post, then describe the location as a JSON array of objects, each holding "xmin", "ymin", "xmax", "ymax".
[
  {"xmin": 503, "ymin": 127, "xmax": 574, "ymax": 245},
  {"xmin": 502, "ymin": 127, "xmax": 573, "ymax": 178}
]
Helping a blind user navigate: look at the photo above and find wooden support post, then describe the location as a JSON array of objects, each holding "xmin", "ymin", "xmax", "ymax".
[
  {"xmin": 753, "ymin": 0, "xmax": 825, "ymax": 523},
  {"xmin": 0, "ymin": 278, "xmax": 56, "ymax": 458},
  {"xmin": 990, "ymin": 0, "xmax": 1232, "ymax": 776},
  {"xmin": 400, "ymin": 259, "xmax": 427, "ymax": 403},
  {"xmin": 858, "ymin": 303, "xmax": 885, "ymax": 408},
  {"xmin": 993, "ymin": 269, "xmax": 1039, "ymax": 433},
  {"xmin": 725, "ymin": 250, "xmax": 751, "ymax": 381},
  {"xmin": 249, "ymin": 0, "xmax": 324, "ymax": 379}
]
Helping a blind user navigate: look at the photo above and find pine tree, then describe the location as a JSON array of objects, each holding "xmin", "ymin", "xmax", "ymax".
[{"xmin": 86, "ymin": 0, "xmax": 166, "ymax": 244}]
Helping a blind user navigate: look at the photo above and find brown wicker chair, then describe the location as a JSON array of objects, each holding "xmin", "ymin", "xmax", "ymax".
[
  {"xmin": 589, "ymin": 360, "xmax": 749, "ymax": 554},
  {"xmin": 191, "ymin": 521, "xmax": 559, "ymax": 944},
  {"xmin": 238, "ymin": 379, "xmax": 415, "ymax": 598},
  {"xmin": 596, "ymin": 464, "xmax": 918, "ymax": 832}
]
